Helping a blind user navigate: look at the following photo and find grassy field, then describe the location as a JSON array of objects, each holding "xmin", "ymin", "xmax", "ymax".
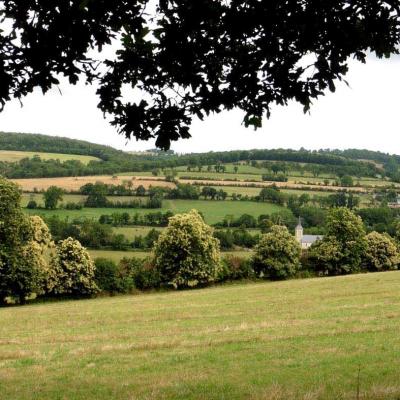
[
  {"xmin": 25, "ymin": 199, "xmax": 284, "ymax": 225},
  {"xmin": 113, "ymin": 226, "xmax": 164, "ymax": 238},
  {"xmin": 21, "ymin": 194, "xmax": 147, "ymax": 208},
  {"xmin": 89, "ymin": 249, "xmax": 254, "ymax": 262},
  {"xmin": 0, "ymin": 150, "xmax": 100, "ymax": 164},
  {"xmin": 1, "ymin": 271, "xmax": 399, "ymax": 399},
  {"xmin": 89, "ymin": 249, "xmax": 151, "ymax": 260},
  {"xmin": 13, "ymin": 175, "xmax": 174, "ymax": 192}
]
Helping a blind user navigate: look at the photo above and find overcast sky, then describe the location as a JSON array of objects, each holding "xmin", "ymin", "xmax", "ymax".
[{"xmin": 0, "ymin": 55, "xmax": 399, "ymax": 155}]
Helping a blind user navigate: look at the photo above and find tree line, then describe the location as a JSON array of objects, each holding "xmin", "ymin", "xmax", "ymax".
[
  {"xmin": 0, "ymin": 132, "xmax": 394, "ymax": 180},
  {"xmin": 2, "ymin": 174, "xmax": 400, "ymax": 304}
]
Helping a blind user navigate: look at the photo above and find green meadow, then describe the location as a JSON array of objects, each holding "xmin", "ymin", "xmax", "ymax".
[
  {"xmin": 21, "ymin": 194, "xmax": 147, "ymax": 208},
  {"xmin": 25, "ymin": 199, "xmax": 284, "ymax": 225},
  {"xmin": 0, "ymin": 150, "xmax": 100, "ymax": 164},
  {"xmin": 1, "ymin": 271, "xmax": 399, "ymax": 400}
]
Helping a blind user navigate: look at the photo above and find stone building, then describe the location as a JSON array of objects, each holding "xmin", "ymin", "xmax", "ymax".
[{"xmin": 295, "ymin": 218, "xmax": 323, "ymax": 250}]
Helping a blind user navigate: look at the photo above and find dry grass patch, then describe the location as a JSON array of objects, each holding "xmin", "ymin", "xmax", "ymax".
[{"xmin": 12, "ymin": 175, "xmax": 175, "ymax": 192}]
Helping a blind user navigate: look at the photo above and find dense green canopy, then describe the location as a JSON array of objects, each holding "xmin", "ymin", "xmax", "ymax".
[{"xmin": 1, "ymin": 1, "xmax": 399, "ymax": 148}]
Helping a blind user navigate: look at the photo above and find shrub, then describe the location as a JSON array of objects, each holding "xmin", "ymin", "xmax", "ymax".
[
  {"xmin": 154, "ymin": 210, "xmax": 221, "ymax": 288},
  {"xmin": 125, "ymin": 258, "xmax": 161, "ymax": 290},
  {"xmin": 252, "ymin": 225, "xmax": 301, "ymax": 280},
  {"xmin": 219, "ymin": 256, "xmax": 255, "ymax": 281},
  {"xmin": 363, "ymin": 232, "xmax": 399, "ymax": 272},
  {"xmin": 26, "ymin": 200, "xmax": 38, "ymax": 209},
  {"xmin": 65, "ymin": 202, "xmax": 83, "ymax": 210},
  {"xmin": 94, "ymin": 258, "xmax": 121, "ymax": 293}
]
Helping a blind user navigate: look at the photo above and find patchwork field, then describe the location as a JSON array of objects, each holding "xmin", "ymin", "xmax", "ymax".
[
  {"xmin": 25, "ymin": 199, "xmax": 284, "ymax": 225},
  {"xmin": 0, "ymin": 150, "xmax": 100, "ymax": 164},
  {"xmin": 13, "ymin": 173, "xmax": 386, "ymax": 198},
  {"xmin": 1, "ymin": 271, "xmax": 399, "ymax": 400},
  {"xmin": 180, "ymin": 178, "xmax": 369, "ymax": 192}
]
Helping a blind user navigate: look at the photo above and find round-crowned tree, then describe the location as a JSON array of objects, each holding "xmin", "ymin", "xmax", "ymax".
[
  {"xmin": 0, "ymin": 178, "xmax": 42, "ymax": 303},
  {"xmin": 25, "ymin": 216, "xmax": 55, "ymax": 296},
  {"xmin": 153, "ymin": 210, "xmax": 221, "ymax": 288},
  {"xmin": 363, "ymin": 232, "xmax": 399, "ymax": 272},
  {"xmin": 308, "ymin": 207, "xmax": 367, "ymax": 276},
  {"xmin": 306, "ymin": 237, "xmax": 342, "ymax": 276},
  {"xmin": 326, "ymin": 207, "xmax": 367, "ymax": 274},
  {"xmin": 252, "ymin": 225, "xmax": 301, "ymax": 280},
  {"xmin": 48, "ymin": 237, "xmax": 99, "ymax": 296}
]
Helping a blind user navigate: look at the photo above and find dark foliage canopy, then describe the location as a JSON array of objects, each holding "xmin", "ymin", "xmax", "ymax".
[{"xmin": 1, "ymin": 1, "xmax": 399, "ymax": 149}]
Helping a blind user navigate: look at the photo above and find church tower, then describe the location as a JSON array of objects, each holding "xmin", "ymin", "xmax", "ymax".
[{"xmin": 295, "ymin": 217, "xmax": 303, "ymax": 243}]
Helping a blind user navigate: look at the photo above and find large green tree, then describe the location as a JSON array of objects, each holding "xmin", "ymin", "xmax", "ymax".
[
  {"xmin": 48, "ymin": 237, "xmax": 99, "ymax": 296},
  {"xmin": 308, "ymin": 207, "xmax": 367, "ymax": 275},
  {"xmin": 0, "ymin": 179, "xmax": 45, "ymax": 303},
  {"xmin": 43, "ymin": 186, "xmax": 64, "ymax": 210},
  {"xmin": 251, "ymin": 225, "xmax": 301, "ymax": 280},
  {"xmin": 363, "ymin": 232, "xmax": 399, "ymax": 272},
  {"xmin": 153, "ymin": 209, "xmax": 221, "ymax": 288},
  {"xmin": 1, "ymin": 1, "xmax": 399, "ymax": 149}
]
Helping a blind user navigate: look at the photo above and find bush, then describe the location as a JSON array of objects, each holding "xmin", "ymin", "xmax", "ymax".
[
  {"xmin": 65, "ymin": 202, "xmax": 83, "ymax": 210},
  {"xmin": 252, "ymin": 225, "xmax": 301, "ymax": 280},
  {"xmin": 126, "ymin": 258, "xmax": 161, "ymax": 290},
  {"xmin": 154, "ymin": 210, "xmax": 221, "ymax": 288},
  {"xmin": 219, "ymin": 256, "xmax": 255, "ymax": 281},
  {"xmin": 26, "ymin": 200, "xmax": 38, "ymax": 209},
  {"xmin": 94, "ymin": 258, "xmax": 121, "ymax": 293},
  {"xmin": 214, "ymin": 230, "xmax": 234, "ymax": 250},
  {"xmin": 363, "ymin": 232, "xmax": 399, "ymax": 272}
]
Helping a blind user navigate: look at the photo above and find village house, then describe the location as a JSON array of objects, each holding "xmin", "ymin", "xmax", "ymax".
[
  {"xmin": 388, "ymin": 196, "xmax": 400, "ymax": 209},
  {"xmin": 295, "ymin": 218, "xmax": 323, "ymax": 249}
]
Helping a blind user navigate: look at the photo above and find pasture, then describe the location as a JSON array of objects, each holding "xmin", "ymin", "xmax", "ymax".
[
  {"xmin": 25, "ymin": 199, "xmax": 284, "ymax": 225},
  {"xmin": 113, "ymin": 226, "xmax": 164, "ymax": 238},
  {"xmin": 21, "ymin": 193, "xmax": 147, "ymax": 208},
  {"xmin": 0, "ymin": 150, "xmax": 100, "ymax": 164},
  {"xmin": 1, "ymin": 271, "xmax": 399, "ymax": 399},
  {"xmin": 89, "ymin": 249, "xmax": 254, "ymax": 262}
]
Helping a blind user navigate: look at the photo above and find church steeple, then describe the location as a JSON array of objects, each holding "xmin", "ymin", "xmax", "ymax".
[{"xmin": 295, "ymin": 217, "xmax": 303, "ymax": 242}]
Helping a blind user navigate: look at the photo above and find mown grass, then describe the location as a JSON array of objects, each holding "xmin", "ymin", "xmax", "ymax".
[
  {"xmin": 0, "ymin": 150, "xmax": 100, "ymax": 164},
  {"xmin": 25, "ymin": 199, "xmax": 284, "ymax": 225},
  {"xmin": 0, "ymin": 271, "xmax": 399, "ymax": 400}
]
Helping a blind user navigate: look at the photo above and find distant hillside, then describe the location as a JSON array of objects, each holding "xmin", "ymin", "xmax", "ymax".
[
  {"xmin": 0, "ymin": 131, "xmax": 399, "ymax": 181},
  {"xmin": 0, "ymin": 150, "xmax": 100, "ymax": 165},
  {"xmin": 0, "ymin": 132, "xmax": 125, "ymax": 161}
]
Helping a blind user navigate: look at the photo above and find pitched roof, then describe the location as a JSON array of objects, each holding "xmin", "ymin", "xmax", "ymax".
[{"xmin": 301, "ymin": 235, "xmax": 323, "ymax": 244}]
